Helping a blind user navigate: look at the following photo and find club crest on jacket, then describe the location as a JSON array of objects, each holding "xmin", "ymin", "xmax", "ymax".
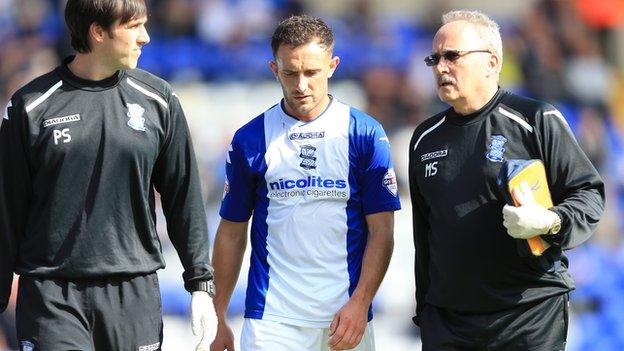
[
  {"xmin": 126, "ymin": 103, "xmax": 146, "ymax": 131},
  {"xmin": 486, "ymin": 135, "xmax": 507, "ymax": 162}
]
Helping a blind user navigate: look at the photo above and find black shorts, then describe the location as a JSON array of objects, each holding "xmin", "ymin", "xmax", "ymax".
[
  {"xmin": 16, "ymin": 273, "xmax": 163, "ymax": 351},
  {"xmin": 420, "ymin": 294, "xmax": 569, "ymax": 351}
]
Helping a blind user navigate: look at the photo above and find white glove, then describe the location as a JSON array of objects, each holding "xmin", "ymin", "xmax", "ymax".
[
  {"xmin": 502, "ymin": 181, "xmax": 559, "ymax": 239},
  {"xmin": 191, "ymin": 291, "xmax": 217, "ymax": 351}
]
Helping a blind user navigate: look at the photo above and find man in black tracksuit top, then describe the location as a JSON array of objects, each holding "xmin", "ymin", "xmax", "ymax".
[
  {"xmin": 409, "ymin": 10, "xmax": 605, "ymax": 351},
  {"xmin": 0, "ymin": 1, "xmax": 216, "ymax": 350}
]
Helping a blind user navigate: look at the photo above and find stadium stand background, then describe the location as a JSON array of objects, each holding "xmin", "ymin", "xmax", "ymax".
[{"xmin": 1, "ymin": 0, "xmax": 623, "ymax": 349}]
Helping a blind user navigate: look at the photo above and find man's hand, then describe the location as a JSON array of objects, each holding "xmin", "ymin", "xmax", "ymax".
[
  {"xmin": 328, "ymin": 299, "xmax": 368, "ymax": 350},
  {"xmin": 502, "ymin": 181, "xmax": 559, "ymax": 239},
  {"xmin": 209, "ymin": 219, "xmax": 248, "ymax": 351},
  {"xmin": 209, "ymin": 320, "xmax": 236, "ymax": 351},
  {"xmin": 191, "ymin": 291, "xmax": 218, "ymax": 351}
]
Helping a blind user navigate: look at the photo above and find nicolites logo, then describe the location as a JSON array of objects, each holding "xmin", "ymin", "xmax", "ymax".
[{"xmin": 269, "ymin": 176, "xmax": 346, "ymax": 190}]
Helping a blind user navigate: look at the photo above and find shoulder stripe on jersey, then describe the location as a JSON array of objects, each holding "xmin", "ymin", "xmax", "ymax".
[
  {"xmin": 3, "ymin": 100, "xmax": 11, "ymax": 120},
  {"xmin": 543, "ymin": 110, "xmax": 569, "ymax": 127},
  {"xmin": 413, "ymin": 116, "xmax": 445, "ymax": 151},
  {"xmin": 25, "ymin": 80, "xmax": 63, "ymax": 113},
  {"xmin": 127, "ymin": 78, "xmax": 168, "ymax": 108},
  {"xmin": 499, "ymin": 107, "xmax": 533, "ymax": 133},
  {"xmin": 226, "ymin": 143, "xmax": 233, "ymax": 164}
]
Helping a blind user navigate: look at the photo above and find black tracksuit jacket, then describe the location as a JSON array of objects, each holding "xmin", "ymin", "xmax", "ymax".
[
  {"xmin": 408, "ymin": 89, "xmax": 605, "ymax": 325},
  {"xmin": 0, "ymin": 57, "xmax": 212, "ymax": 312}
]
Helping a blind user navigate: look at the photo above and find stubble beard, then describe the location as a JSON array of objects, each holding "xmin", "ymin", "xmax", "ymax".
[{"xmin": 285, "ymin": 96, "xmax": 310, "ymax": 117}]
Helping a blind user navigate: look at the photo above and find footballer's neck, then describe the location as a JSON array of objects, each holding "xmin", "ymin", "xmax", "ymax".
[{"xmin": 68, "ymin": 53, "xmax": 120, "ymax": 81}]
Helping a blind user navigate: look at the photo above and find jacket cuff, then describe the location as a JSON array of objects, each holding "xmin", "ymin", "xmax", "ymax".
[{"xmin": 182, "ymin": 264, "xmax": 214, "ymax": 292}]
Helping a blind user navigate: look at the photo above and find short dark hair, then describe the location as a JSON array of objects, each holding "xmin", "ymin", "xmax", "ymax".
[
  {"xmin": 65, "ymin": 0, "xmax": 147, "ymax": 53},
  {"xmin": 271, "ymin": 15, "xmax": 334, "ymax": 57}
]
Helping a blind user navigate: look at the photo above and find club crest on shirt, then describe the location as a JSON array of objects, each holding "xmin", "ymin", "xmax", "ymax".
[
  {"xmin": 20, "ymin": 341, "xmax": 35, "ymax": 351},
  {"xmin": 486, "ymin": 135, "xmax": 507, "ymax": 162},
  {"xmin": 126, "ymin": 103, "xmax": 146, "ymax": 132},
  {"xmin": 299, "ymin": 144, "xmax": 317, "ymax": 170},
  {"xmin": 383, "ymin": 168, "xmax": 398, "ymax": 197}
]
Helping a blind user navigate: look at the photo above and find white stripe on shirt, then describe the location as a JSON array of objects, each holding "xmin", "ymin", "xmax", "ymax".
[
  {"xmin": 127, "ymin": 78, "xmax": 168, "ymax": 108},
  {"xmin": 543, "ymin": 110, "xmax": 569, "ymax": 127},
  {"xmin": 499, "ymin": 107, "xmax": 533, "ymax": 133},
  {"xmin": 413, "ymin": 117, "xmax": 446, "ymax": 151},
  {"xmin": 25, "ymin": 81, "xmax": 63, "ymax": 113},
  {"xmin": 3, "ymin": 100, "xmax": 12, "ymax": 120}
]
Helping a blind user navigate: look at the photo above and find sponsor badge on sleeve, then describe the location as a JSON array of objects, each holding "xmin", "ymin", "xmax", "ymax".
[{"xmin": 383, "ymin": 168, "xmax": 398, "ymax": 197}]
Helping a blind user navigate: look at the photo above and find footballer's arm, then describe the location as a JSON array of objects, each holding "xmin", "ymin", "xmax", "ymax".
[
  {"xmin": 329, "ymin": 211, "xmax": 395, "ymax": 350},
  {"xmin": 210, "ymin": 219, "xmax": 249, "ymax": 351}
]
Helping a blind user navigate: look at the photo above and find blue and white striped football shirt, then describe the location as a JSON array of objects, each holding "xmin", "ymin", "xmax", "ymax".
[{"xmin": 220, "ymin": 98, "xmax": 401, "ymax": 327}]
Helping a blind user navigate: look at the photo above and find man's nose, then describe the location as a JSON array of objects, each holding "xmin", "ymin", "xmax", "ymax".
[
  {"xmin": 295, "ymin": 75, "xmax": 307, "ymax": 93},
  {"xmin": 138, "ymin": 26, "xmax": 150, "ymax": 46},
  {"xmin": 433, "ymin": 59, "xmax": 450, "ymax": 74}
]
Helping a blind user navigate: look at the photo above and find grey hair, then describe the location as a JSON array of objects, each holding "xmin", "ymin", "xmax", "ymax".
[{"xmin": 442, "ymin": 10, "xmax": 503, "ymax": 71}]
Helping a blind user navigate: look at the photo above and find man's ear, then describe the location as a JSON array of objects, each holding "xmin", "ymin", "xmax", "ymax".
[
  {"xmin": 328, "ymin": 56, "xmax": 340, "ymax": 78},
  {"xmin": 269, "ymin": 60, "xmax": 279, "ymax": 80},
  {"xmin": 486, "ymin": 53, "xmax": 500, "ymax": 77},
  {"xmin": 89, "ymin": 22, "xmax": 107, "ymax": 45}
]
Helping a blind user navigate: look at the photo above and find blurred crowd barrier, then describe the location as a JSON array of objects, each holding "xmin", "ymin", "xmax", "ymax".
[{"xmin": 1, "ymin": 0, "xmax": 624, "ymax": 350}]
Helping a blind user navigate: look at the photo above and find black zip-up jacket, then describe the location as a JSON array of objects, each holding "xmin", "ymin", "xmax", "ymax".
[
  {"xmin": 408, "ymin": 89, "xmax": 605, "ymax": 325},
  {"xmin": 0, "ymin": 57, "xmax": 212, "ymax": 312}
]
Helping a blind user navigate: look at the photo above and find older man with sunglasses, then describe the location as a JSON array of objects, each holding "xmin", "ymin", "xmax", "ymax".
[{"xmin": 408, "ymin": 9, "xmax": 604, "ymax": 351}]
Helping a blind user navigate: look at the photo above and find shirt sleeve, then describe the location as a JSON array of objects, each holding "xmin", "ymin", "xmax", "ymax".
[
  {"xmin": 219, "ymin": 132, "xmax": 256, "ymax": 222},
  {"xmin": 408, "ymin": 128, "xmax": 431, "ymax": 326},
  {"xmin": 152, "ymin": 93, "xmax": 213, "ymax": 291},
  {"xmin": 0, "ymin": 99, "xmax": 31, "ymax": 312},
  {"xmin": 537, "ymin": 107, "xmax": 605, "ymax": 250},
  {"xmin": 357, "ymin": 122, "xmax": 401, "ymax": 215}
]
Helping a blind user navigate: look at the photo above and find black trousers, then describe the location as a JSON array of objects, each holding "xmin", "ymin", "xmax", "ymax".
[
  {"xmin": 420, "ymin": 294, "xmax": 569, "ymax": 351},
  {"xmin": 16, "ymin": 273, "xmax": 163, "ymax": 351}
]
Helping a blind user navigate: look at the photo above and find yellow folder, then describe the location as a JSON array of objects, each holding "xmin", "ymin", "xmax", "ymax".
[{"xmin": 504, "ymin": 160, "xmax": 553, "ymax": 256}]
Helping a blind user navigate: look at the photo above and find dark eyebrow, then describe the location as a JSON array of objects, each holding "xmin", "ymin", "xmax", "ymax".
[{"xmin": 128, "ymin": 17, "xmax": 148, "ymax": 25}]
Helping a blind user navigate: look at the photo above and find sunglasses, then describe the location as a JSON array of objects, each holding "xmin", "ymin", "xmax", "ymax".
[{"xmin": 424, "ymin": 49, "xmax": 491, "ymax": 66}]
